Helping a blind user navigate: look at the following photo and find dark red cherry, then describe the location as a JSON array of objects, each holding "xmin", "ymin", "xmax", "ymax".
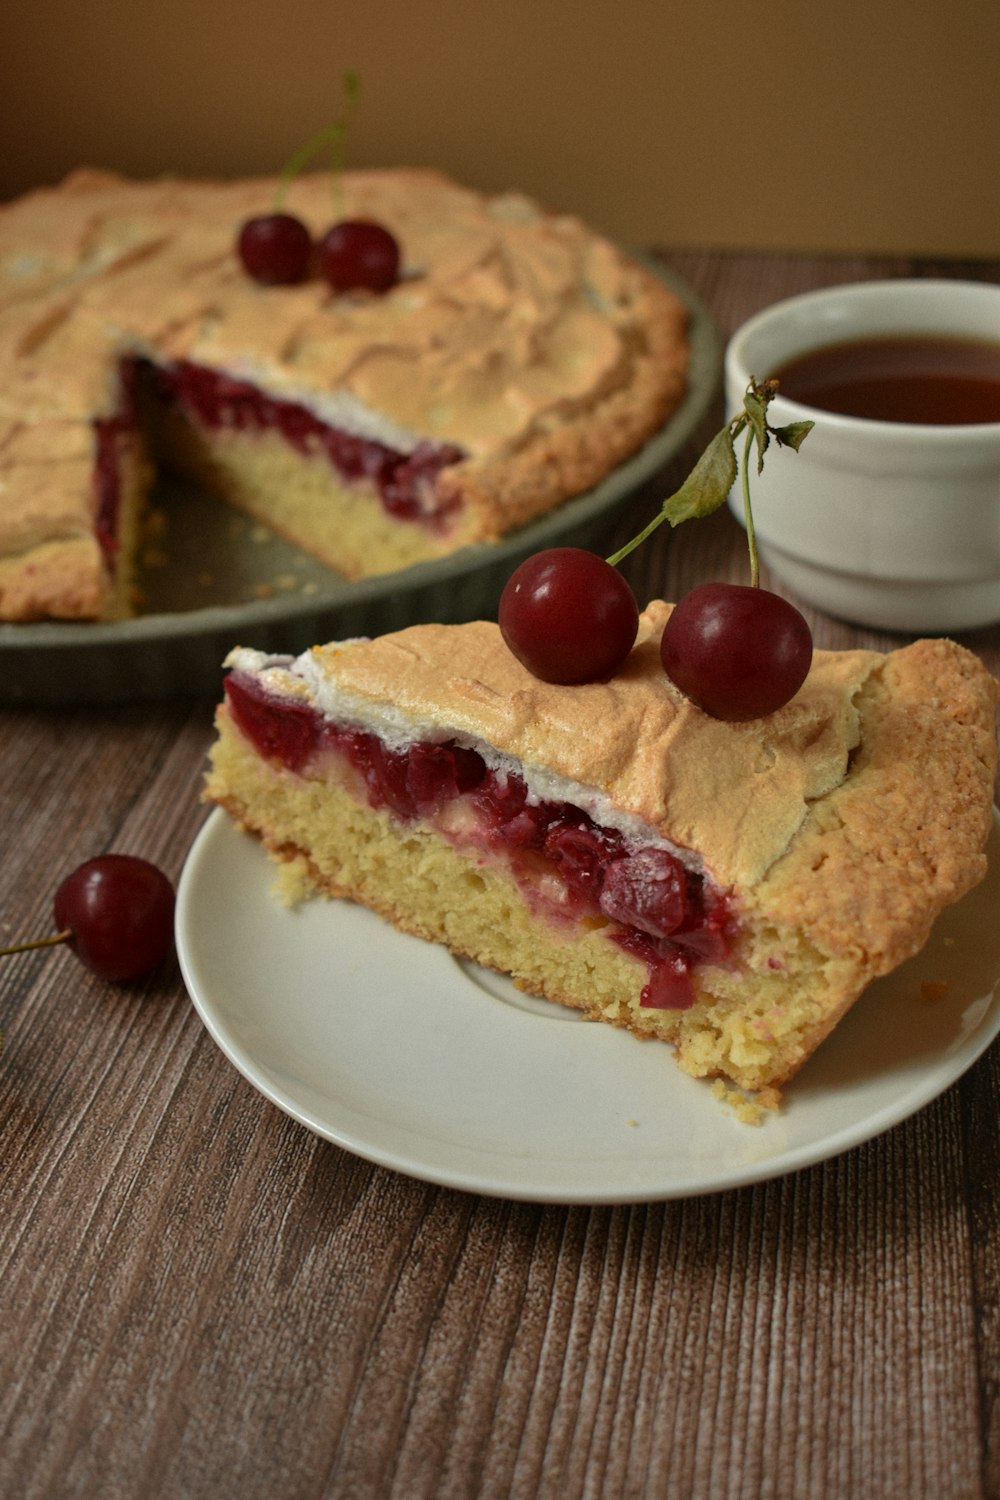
[
  {"xmin": 317, "ymin": 219, "xmax": 400, "ymax": 293},
  {"xmin": 52, "ymin": 855, "xmax": 176, "ymax": 982},
  {"xmin": 237, "ymin": 213, "xmax": 313, "ymax": 284},
  {"xmin": 660, "ymin": 581, "xmax": 812, "ymax": 720},
  {"xmin": 498, "ymin": 548, "xmax": 639, "ymax": 684}
]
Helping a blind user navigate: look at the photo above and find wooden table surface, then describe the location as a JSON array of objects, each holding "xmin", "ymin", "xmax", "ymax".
[{"xmin": 2, "ymin": 248, "xmax": 999, "ymax": 1500}]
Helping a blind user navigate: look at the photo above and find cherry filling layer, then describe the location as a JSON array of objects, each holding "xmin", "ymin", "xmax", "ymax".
[
  {"xmin": 128, "ymin": 356, "xmax": 467, "ymax": 527},
  {"xmin": 224, "ymin": 670, "xmax": 735, "ymax": 1009},
  {"xmin": 93, "ymin": 416, "xmax": 124, "ymax": 563}
]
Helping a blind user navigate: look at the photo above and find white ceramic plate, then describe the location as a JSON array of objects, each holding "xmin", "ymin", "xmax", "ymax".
[{"xmin": 176, "ymin": 808, "xmax": 1000, "ymax": 1203}]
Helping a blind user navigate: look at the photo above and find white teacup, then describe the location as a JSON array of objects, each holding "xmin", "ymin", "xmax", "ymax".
[{"xmin": 724, "ymin": 279, "xmax": 1000, "ymax": 633}]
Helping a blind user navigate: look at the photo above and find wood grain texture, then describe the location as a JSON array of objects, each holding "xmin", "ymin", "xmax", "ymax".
[{"xmin": 1, "ymin": 250, "xmax": 999, "ymax": 1500}]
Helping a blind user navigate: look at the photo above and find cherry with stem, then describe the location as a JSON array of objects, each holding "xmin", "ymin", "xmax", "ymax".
[
  {"xmin": 236, "ymin": 70, "xmax": 401, "ymax": 294},
  {"xmin": 0, "ymin": 855, "xmax": 175, "ymax": 984}
]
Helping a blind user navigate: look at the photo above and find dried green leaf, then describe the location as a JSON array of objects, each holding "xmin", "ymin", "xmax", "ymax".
[
  {"xmin": 773, "ymin": 419, "xmax": 815, "ymax": 451},
  {"xmin": 605, "ymin": 378, "xmax": 814, "ymax": 574},
  {"xmin": 661, "ymin": 427, "xmax": 738, "ymax": 527},
  {"xmin": 741, "ymin": 389, "xmax": 772, "ymax": 471}
]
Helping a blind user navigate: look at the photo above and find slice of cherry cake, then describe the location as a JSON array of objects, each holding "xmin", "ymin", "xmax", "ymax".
[
  {"xmin": 204, "ymin": 601, "xmax": 997, "ymax": 1099},
  {"xmin": 0, "ymin": 168, "xmax": 688, "ymax": 620}
]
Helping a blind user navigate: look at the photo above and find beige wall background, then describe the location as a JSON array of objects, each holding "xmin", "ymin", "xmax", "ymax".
[{"xmin": 5, "ymin": 0, "xmax": 998, "ymax": 257}]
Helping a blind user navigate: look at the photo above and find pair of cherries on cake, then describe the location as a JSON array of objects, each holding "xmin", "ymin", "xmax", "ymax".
[
  {"xmin": 237, "ymin": 210, "xmax": 400, "ymax": 293},
  {"xmin": 499, "ymin": 549, "xmax": 811, "ymax": 721},
  {"xmin": 237, "ymin": 78, "xmax": 401, "ymax": 295},
  {"xmin": 499, "ymin": 380, "xmax": 815, "ymax": 720}
]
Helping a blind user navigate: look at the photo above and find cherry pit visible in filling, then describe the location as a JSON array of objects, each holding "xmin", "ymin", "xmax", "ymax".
[{"xmin": 224, "ymin": 670, "xmax": 734, "ymax": 1010}]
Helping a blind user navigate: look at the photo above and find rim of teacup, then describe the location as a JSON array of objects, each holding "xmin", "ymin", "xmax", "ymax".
[{"xmin": 725, "ymin": 278, "xmax": 1000, "ymax": 439}]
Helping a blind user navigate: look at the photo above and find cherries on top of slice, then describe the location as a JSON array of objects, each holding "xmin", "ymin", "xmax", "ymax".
[
  {"xmin": 236, "ymin": 210, "xmax": 401, "ymax": 294},
  {"xmin": 499, "ymin": 548, "xmax": 640, "ymax": 685},
  {"xmin": 497, "ymin": 549, "xmax": 813, "ymax": 721},
  {"xmin": 497, "ymin": 380, "xmax": 816, "ymax": 720}
]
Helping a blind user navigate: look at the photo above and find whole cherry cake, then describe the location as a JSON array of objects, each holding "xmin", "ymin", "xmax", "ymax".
[
  {"xmin": 204, "ymin": 602, "xmax": 997, "ymax": 1100},
  {"xmin": 0, "ymin": 168, "xmax": 688, "ymax": 621}
]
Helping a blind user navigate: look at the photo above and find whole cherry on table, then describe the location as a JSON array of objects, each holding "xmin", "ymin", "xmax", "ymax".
[{"xmin": 0, "ymin": 854, "xmax": 175, "ymax": 983}]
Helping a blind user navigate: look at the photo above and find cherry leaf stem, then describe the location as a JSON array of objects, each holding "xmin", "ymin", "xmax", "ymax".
[
  {"xmin": 606, "ymin": 377, "xmax": 813, "ymax": 582},
  {"xmin": 0, "ymin": 929, "xmax": 71, "ymax": 960},
  {"xmin": 742, "ymin": 387, "xmax": 771, "ymax": 470},
  {"xmin": 606, "ymin": 426, "xmax": 737, "ymax": 566}
]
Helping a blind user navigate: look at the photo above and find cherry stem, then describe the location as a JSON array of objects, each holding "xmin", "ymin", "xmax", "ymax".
[
  {"xmin": 741, "ymin": 424, "xmax": 761, "ymax": 589},
  {"xmin": 0, "ymin": 929, "xmax": 71, "ymax": 959},
  {"xmin": 605, "ymin": 377, "xmax": 812, "ymax": 581},
  {"xmin": 273, "ymin": 70, "xmax": 361, "ymax": 216},
  {"xmin": 605, "ymin": 510, "xmax": 663, "ymax": 568}
]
